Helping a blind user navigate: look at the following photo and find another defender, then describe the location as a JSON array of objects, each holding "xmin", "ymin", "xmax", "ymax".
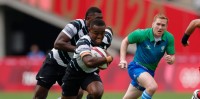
[
  {"xmin": 181, "ymin": 19, "xmax": 200, "ymax": 99},
  {"xmin": 119, "ymin": 13, "xmax": 175, "ymax": 99}
]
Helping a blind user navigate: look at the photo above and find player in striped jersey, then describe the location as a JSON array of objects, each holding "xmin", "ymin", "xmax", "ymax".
[
  {"xmin": 33, "ymin": 7, "xmax": 113, "ymax": 99},
  {"xmin": 61, "ymin": 19, "xmax": 113, "ymax": 99}
]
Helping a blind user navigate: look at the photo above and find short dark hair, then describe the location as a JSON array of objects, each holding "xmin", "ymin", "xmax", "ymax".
[
  {"xmin": 85, "ymin": 7, "xmax": 102, "ymax": 19},
  {"xmin": 90, "ymin": 19, "xmax": 106, "ymax": 27}
]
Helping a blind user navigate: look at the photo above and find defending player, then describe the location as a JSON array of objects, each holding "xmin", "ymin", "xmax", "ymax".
[
  {"xmin": 119, "ymin": 13, "xmax": 175, "ymax": 99},
  {"xmin": 181, "ymin": 19, "xmax": 200, "ymax": 99},
  {"xmin": 33, "ymin": 7, "xmax": 113, "ymax": 99},
  {"xmin": 181, "ymin": 19, "xmax": 200, "ymax": 46}
]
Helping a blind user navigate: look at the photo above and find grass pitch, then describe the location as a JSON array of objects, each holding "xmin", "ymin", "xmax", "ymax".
[{"xmin": 0, "ymin": 91, "xmax": 192, "ymax": 99}]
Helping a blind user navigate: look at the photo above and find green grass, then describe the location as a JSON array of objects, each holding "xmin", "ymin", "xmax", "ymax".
[{"xmin": 0, "ymin": 91, "xmax": 192, "ymax": 99}]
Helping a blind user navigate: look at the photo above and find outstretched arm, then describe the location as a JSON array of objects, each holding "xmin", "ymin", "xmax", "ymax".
[
  {"xmin": 182, "ymin": 19, "xmax": 200, "ymax": 46},
  {"xmin": 118, "ymin": 37, "xmax": 129, "ymax": 69},
  {"xmin": 185, "ymin": 19, "xmax": 200, "ymax": 35}
]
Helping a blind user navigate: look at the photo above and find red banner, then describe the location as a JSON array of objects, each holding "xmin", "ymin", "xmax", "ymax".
[{"xmin": 0, "ymin": 56, "xmax": 200, "ymax": 92}]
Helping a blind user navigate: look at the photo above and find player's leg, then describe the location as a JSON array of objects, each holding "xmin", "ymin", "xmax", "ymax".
[
  {"xmin": 123, "ymin": 84, "xmax": 142, "ymax": 99},
  {"xmin": 138, "ymin": 72, "xmax": 158, "ymax": 99},
  {"xmin": 76, "ymin": 88, "xmax": 84, "ymax": 99},
  {"xmin": 85, "ymin": 81, "xmax": 103, "ymax": 99},
  {"xmin": 33, "ymin": 52, "xmax": 59, "ymax": 99},
  {"xmin": 61, "ymin": 66, "xmax": 82, "ymax": 99},
  {"xmin": 33, "ymin": 85, "xmax": 49, "ymax": 99},
  {"xmin": 82, "ymin": 72, "xmax": 103, "ymax": 99}
]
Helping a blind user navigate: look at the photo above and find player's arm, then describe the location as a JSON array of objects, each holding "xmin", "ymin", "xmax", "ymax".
[
  {"xmin": 54, "ymin": 20, "xmax": 82, "ymax": 52},
  {"xmin": 182, "ymin": 19, "xmax": 200, "ymax": 46},
  {"xmin": 77, "ymin": 39, "xmax": 113, "ymax": 68},
  {"xmin": 54, "ymin": 31, "xmax": 76, "ymax": 52},
  {"xmin": 118, "ymin": 37, "xmax": 129, "ymax": 69},
  {"xmin": 119, "ymin": 30, "xmax": 141, "ymax": 68},
  {"xmin": 81, "ymin": 52, "xmax": 112, "ymax": 68},
  {"xmin": 165, "ymin": 34, "xmax": 175, "ymax": 65}
]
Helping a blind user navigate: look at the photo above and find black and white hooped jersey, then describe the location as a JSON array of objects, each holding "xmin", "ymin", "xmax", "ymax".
[
  {"xmin": 51, "ymin": 19, "xmax": 113, "ymax": 67},
  {"xmin": 70, "ymin": 35, "xmax": 109, "ymax": 73}
]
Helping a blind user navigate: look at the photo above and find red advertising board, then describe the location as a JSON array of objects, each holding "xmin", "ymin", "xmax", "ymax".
[{"xmin": 0, "ymin": 55, "xmax": 200, "ymax": 92}]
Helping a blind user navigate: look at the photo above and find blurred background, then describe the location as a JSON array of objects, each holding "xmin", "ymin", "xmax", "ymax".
[{"xmin": 0, "ymin": 0, "xmax": 200, "ymax": 98}]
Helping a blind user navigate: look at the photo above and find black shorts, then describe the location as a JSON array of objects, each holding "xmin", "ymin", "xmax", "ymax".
[
  {"xmin": 36, "ymin": 51, "xmax": 66, "ymax": 89},
  {"xmin": 62, "ymin": 65, "xmax": 102, "ymax": 96}
]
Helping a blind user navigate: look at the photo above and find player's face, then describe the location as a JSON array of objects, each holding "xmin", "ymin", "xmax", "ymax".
[
  {"xmin": 152, "ymin": 18, "xmax": 168, "ymax": 38},
  {"xmin": 89, "ymin": 25, "xmax": 106, "ymax": 45}
]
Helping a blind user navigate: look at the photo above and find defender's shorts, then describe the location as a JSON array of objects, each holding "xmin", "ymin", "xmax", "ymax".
[
  {"xmin": 128, "ymin": 61, "xmax": 154, "ymax": 91},
  {"xmin": 36, "ymin": 51, "xmax": 66, "ymax": 89}
]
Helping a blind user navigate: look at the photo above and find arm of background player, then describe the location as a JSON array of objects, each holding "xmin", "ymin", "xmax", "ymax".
[
  {"xmin": 54, "ymin": 31, "xmax": 76, "ymax": 52},
  {"xmin": 118, "ymin": 37, "xmax": 129, "ymax": 69},
  {"xmin": 185, "ymin": 19, "xmax": 200, "ymax": 35},
  {"xmin": 182, "ymin": 19, "xmax": 200, "ymax": 46}
]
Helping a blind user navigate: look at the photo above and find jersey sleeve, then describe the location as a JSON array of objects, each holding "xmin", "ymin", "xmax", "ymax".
[
  {"xmin": 101, "ymin": 27, "xmax": 113, "ymax": 49},
  {"xmin": 128, "ymin": 29, "xmax": 142, "ymax": 44},
  {"xmin": 166, "ymin": 34, "xmax": 175, "ymax": 55},
  {"xmin": 61, "ymin": 19, "xmax": 84, "ymax": 39},
  {"xmin": 75, "ymin": 38, "xmax": 91, "ymax": 56}
]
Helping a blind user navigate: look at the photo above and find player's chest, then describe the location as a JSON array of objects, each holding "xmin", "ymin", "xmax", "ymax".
[{"xmin": 140, "ymin": 41, "xmax": 167, "ymax": 53}]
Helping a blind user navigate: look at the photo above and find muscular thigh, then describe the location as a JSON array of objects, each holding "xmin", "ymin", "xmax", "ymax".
[{"xmin": 81, "ymin": 72, "xmax": 102, "ymax": 90}]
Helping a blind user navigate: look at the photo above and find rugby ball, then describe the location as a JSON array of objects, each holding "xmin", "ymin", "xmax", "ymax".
[{"xmin": 91, "ymin": 47, "xmax": 108, "ymax": 70}]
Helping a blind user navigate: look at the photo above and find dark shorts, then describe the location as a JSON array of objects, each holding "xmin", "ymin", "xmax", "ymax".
[
  {"xmin": 36, "ymin": 51, "xmax": 66, "ymax": 89},
  {"xmin": 62, "ymin": 64, "xmax": 102, "ymax": 96}
]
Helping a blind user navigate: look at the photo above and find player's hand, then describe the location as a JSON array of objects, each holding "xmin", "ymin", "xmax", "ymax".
[
  {"xmin": 182, "ymin": 41, "xmax": 189, "ymax": 47},
  {"xmin": 165, "ymin": 55, "xmax": 174, "ymax": 65},
  {"xmin": 118, "ymin": 60, "xmax": 127, "ymax": 69},
  {"xmin": 104, "ymin": 50, "xmax": 110, "ymax": 56}
]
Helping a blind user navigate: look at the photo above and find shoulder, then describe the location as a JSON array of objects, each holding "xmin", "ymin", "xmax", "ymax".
[
  {"xmin": 164, "ymin": 31, "xmax": 174, "ymax": 38},
  {"xmin": 163, "ymin": 31, "xmax": 175, "ymax": 42},
  {"xmin": 129, "ymin": 28, "xmax": 149, "ymax": 37},
  {"xmin": 77, "ymin": 35, "xmax": 91, "ymax": 45}
]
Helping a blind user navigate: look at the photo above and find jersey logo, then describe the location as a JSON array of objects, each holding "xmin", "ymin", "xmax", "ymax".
[
  {"xmin": 145, "ymin": 45, "xmax": 151, "ymax": 50},
  {"xmin": 161, "ymin": 46, "xmax": 165, "ymax": 52}
]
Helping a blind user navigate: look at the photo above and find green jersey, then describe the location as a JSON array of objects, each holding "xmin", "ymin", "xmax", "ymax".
[{"xmin": 128, "ymin": 28, "xmax": 175, "ymax": 71}]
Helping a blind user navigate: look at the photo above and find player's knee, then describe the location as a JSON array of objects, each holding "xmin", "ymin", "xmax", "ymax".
[
  {"xmin": 146, "ymin": 83, "xmax": 158, "ymax": 93},
  {"xmin": 87, "ymin": 89, "xmax": 103, "ymax": 99}
]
